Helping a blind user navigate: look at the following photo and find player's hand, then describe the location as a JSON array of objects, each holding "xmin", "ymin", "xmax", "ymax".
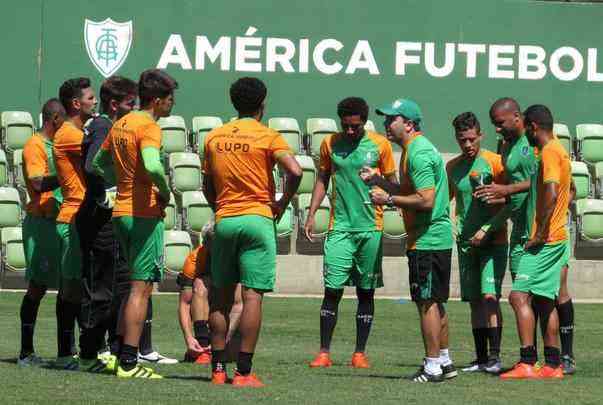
[
  {"xmin": 186, "ymin": 336, "xmax": 204, "ymax": 354},
  {"xmin": 304, "ymin": 215, "xmax": 315, "ymax": 242},
  {"xmin": 369, "ymin": 188, "xmax": 389, "ymax": 206},
  {"xmin": 474, "ymin": 183, "xmax": 508, "ymax": 204},
  {"xmin": 470, "ymin": 229, "xmax": 487, "ymax": 247},
  {"xmin": 524, "ymin": 235, "xmax": 545, "ymax": 251},
  {"xmin": 270, "ymin": 198, "xmax": 287, "ymax": 222},
  {"xmin": 156, "ymin": 192, "xmax": 169, "ymax": 217},
  {"xmin": 359, "ymin": 166, "xmax": 379, "ymax": 185}
]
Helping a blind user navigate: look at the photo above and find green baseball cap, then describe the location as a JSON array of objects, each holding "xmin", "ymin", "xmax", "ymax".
[{"xmin": 376, "ymin": 98, "xmax": 423, "ymax": 124}]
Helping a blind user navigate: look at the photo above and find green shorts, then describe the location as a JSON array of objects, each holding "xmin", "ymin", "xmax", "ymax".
[
  {"xmin": 509, "ymin": 239, "xmax": 526, "ymax": 279},
  {"xmin": 23, "ymin": 215, "xmax": 60, "ymax": 288},
  {"xmin": 323, "ymin": 231, "xmax": 383, "ymax": 290},
  {"xmin": 512, "ymin": 240, "xmax": 570, "ymax": 300},
  {"xmin": 113, "ymin": 216, "xmax": 164, "ymax": 282},
  {"xmin": 457, "ymin": 243, "xmax": 507, "ymax": 302},
  {"xmin": 210, "ymin": 215, "xmax": 276, "ymax": 291},
  {"xmin": 561, "ymin": 238, "xmax": 571, "ymax": 269},
  {"xmin": 56, "ymin": 221, "xmax": 82, "ymax": 281}
]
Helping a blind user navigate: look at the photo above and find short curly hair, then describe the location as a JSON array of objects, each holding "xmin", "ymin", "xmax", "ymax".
[
  {"xmin": 59, "ymin": 77, "xmax": 91, "ymax": 114},
  {"xmin": 452, "ymin": 111, "xmax": 481, "ymax": 133},
  {"xmin": 138, "ymin": 69, "xmax": 178, "ymax": 107},
  {"xmin": 337, "ymin": 97, "xmax": 369, "ymax": 121},
  {"xmin": 230, "ymin": 77, "xmax": 267, "ymax": 115}
]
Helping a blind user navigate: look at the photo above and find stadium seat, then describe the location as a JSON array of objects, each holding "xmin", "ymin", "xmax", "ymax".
[
  {"xmin": 181, "ymin": 190, "xmax": 213, "ymax": 233},
  {"xmin": 269, "ymin": 117, "xmax": 303, "ymax": 155},
  {"xmin": 595, "ymin": 162, "xmax": 603, "ymax": 199},
  {"xmin": 192, "ymin": 116, "xmax": 223, "ymax": 158},
  {"xmin": 163, "ymin": 192, "xmax": 177, "ymax": 231},
  {"xmin": 298, "ymin": 193, "xmax": 330, "ymax": 237},
  {"xmin": 364, "ymin": 120, "xmax": 376, "ymax": 132},
  {"xmin": 576, "ymin": 124, "xmax": 603, "ymax": 164},
  {"xmin": 576, "ymin": 199, "xmax": 603, "ymax": 243},
  {"xmin": 1, "ymin": 226, "xmax": 25, "ymax": 272},
  {"xmin": 169, "ymin": 152, "xmax": 202, "ymax": 194},
  {"xmin": 163, "ymin": 230, "xmax": 192, "ymax": 274},
  {"xmin": 307, "ymin": 118, "xmax": 338, "ymax": 158},
  {"xmin": 571, "ymin": 161, "xmax": 592, "ymax": 200},
  {"xmin": 553, "ymin": 123, "xmax": 572, "ymax": 157},
  {"xmin": 12, "ymin": 149, "xmax": 24, "ymax": 189},
  {"xmin": 158, "ymin": 115, "xmax": 188, "ymax": 154},
  {"xmin": 382, "ymin": 207, "xmax": 406, "ymax": 239},
  {"xmin": 0, "ymin": 187, "xmax": 21, "ymax": 227},
  {"xmin": 296, "ymin": 155, "xmax": 316, "ymax": 194},
  {"xmin": 1, "ymin": 111, "xmax": 34, "ymax": 151},
  {"xmin": 0, "ymin": 149, "xmax": 8, "ymax": 186}
]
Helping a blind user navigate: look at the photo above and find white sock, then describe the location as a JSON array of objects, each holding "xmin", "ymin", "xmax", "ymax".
[
  {"xmin": 425, "ymin": 357, "xmax": 442, "ymax": 375},
  {"xmin": 439, "ymin": 348, "xmax": 452, "ymax": 366}
]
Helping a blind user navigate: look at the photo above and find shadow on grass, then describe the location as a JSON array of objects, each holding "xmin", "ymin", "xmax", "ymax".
[
  {"xmin": 324, "ymin": 372, "xmax": 402, "ymax": 380},
  {"xmin": 0, "ymin": 358, "xmax": 17, "ymax": 365},
  {"xmin": 164, "ymin": 375, "xmax": 212, "ymax": 382}
]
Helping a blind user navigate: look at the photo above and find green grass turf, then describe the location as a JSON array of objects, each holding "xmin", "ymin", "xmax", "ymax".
[{"xmin": 0, "ymin": 292, "xmax": 601, "ymax": 404}]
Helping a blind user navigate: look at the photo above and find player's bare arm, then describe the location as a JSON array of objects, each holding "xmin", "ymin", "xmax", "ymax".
[
  {"xmin": 202, "ymin": 175, "xmax": 217, "ymax": 211},
  {"xmin": 359, "ymin": 168, "xmax": 400, "ymax": 195},
  {"xmin": 304, "ymin": 170, "xmax": 330, "ymax": 242},
  {"xmin": 273, "ymin": 152, "xmax": 302, "ymax": 221},
  {"xmin": 474, "ymin": 180, "xmax": 529, "ymax": 204},
  {"xmin": 370, "ymin": 187, "xmax": 435, "ymax": 212},
  {"xmin": 29, "ymin": 175, "xmax": 59, "ymax": 193},
  {"xmin": 525, "ymin": 182, "xmax": 558, "ymax": 250}
]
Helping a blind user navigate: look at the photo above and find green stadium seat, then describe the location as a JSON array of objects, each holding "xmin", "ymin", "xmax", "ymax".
[
  {"xmin": 169, "ymin": 152, "xmax": 201, "ymax": 194},
  {"xmin": 296, "ymin": 155, "xmax": 316, "ymax": 194},
  {"xmin": 595, "ymin": 162, "xmax": 603, "ymax": 199},
  {"xmin": 576, "ymin": 124, "xmax": 603, "ymax": 164},
  {"xmin": 164, "ymin": 192, "xmax": 177, "ymax": 231},
  {"xmin": 158, "ymin": 115, "xmax": 188, "ymax": 154},
  {"xmin": 571, "ymin": 161, "xmax": 591, "ymax": 200},
  {"xmin": 192, "ymin": 116, "xmax": 223, "ymax": 157},
  {"xmin": 269, "ymin": 117, "xmax": 303, "ymax": 155},
  {"xmin": 0, "ymin": 187, "xmax": 22, "ymax": 227},
  {"xmin": 1, "ymin": 226, "xmax": 25, "ymax": 272},
  {"xmin": 1, "ymin": 111, "xmax": 34, "ymax": 151},
  {"xmin": 576, "ymin": 199, "xmax": 603, "ymax": 244},
  {"xmin": 298, "ymin": 193, "xmax": 330, "ymax": 237},
  {"xmin": 181, "ymin": 190, "xmax": 213, "ymax": 233},
  {"xmin": 274, "ymin": 193, "xmax": 294, "ymax": 238},
  {"xmin": 553, "ymin": 123, "xmax": 572, "ymax": 157},
  {"xmin": 163, "ymin": 230, "xmax": 192, "ymax": 275},
  {"xmin": 0, "ymin": 149, "xmax": 8, "ymax": 186},
  {"xmin": 307, "ymin": 118, "xmax": 338, "ymax": 158},
  {"xmin": 364, "ymin": 120, "xmax": 376, "ymax": 132},
  {"xmin": 383, "ymin": 207, "xmax": 406, "ymax": 239},
  {"xmin": 12, "ymin": 149, "xmax": 24, "ymax": 189}
]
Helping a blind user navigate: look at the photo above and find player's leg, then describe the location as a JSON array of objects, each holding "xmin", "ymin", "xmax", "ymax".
[
  {"xmin": 226, "ymin": 283, "xmax": 243, "ymax": 342},
  {"xmin": 192, "ymin": 276, "xmax": 211, "ymax": 349},
  {"xmin": 137, "ymin": 298, "xmax": 177, "ymax": 364},
  {"xmin": 557, "ymin": 260, "xmax": 575, "ymax": 373},
  {"xmin": 533, "ymin": 295, "xmax": 562, "ymax": 378},
  {"xmin": 310, "ymin": 231, "xmax": 353, "ymax": 367},
  {"xmin": 19, "ymin": 281, "xmax": 46, "ymax": 365},
  {"xmin": 481, "ymin": 245, "xmax": 507, "ymax": 373},
  {"xmin": 108, "ymin": 239, "xmax": 129, "ymax": 357}
]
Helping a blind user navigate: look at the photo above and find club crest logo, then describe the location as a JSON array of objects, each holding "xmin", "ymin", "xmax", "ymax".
[
  {"xmin": 84, "ymin": 18, "xmax": 133, "ymax": 78},
  {"xmin": 521, "ymin": 145, "xmax": 530, "ymax": 157}
]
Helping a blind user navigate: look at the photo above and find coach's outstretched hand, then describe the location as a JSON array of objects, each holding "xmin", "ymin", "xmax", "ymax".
[
  {"xmin": 474, "ymin": 183, "xmax": 507, "ymax": 204},
  {"xmin": 369, "ymin": 188, "xmax": 389, "ymax": 206},
  {"xmin": 359, "ymin": 166, "xmax": 379, "ymax": 185}
]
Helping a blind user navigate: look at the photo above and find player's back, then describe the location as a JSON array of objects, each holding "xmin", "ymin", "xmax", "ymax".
[
  {"xmin": 204, "ymin": 118, "xmax": 288, "ymax": 220},
  {"xmin": 105, "ymin": 111, "xmax": 163, "ymax": 218},
  {"xmin": 53, "ymin": 121, "xmax": 86, "ymax": 223}
]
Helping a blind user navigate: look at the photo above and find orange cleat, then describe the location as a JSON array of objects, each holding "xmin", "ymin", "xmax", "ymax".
[
  {"xmin": 211, "ymin": 370, "xmax": 228, "ymax": 385},
  {"xmin": 232, "ymin": 372, "xmax": 265, "ymax": 387},
  {"xmin": 538, "ymin": 365, "xmax": 564, "ymax": 379},
  {"xmin": 350, "ymin": 352, "xmax": 370, "ymax": 369},
  {"xmin": 195, "ymin": 348, "xmax": 212, "ymax": 365},
  {"xmin": 309, "ymin": 352, "xmax": 333, "ymax": 368},
  {"xmin": 499, "ymin": 362, "xmax": 540, "ymax": 379}
]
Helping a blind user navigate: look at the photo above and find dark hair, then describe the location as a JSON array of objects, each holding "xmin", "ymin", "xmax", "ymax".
[
  {"xmin": 337, "ymin": 97, "xmax": 369, "ymax": 121},
  {"xmin": 523, "ymin": 104, "xmax": 554, "ymax": 131},
  {"xmin": 59, "ymin": 77, "xmax": 91, "ymax": 114},
  {"xmin": 229, "ymin": 77, "xmax": 267, "ymax": 115},
  {"xmin": 100, "ymin": 76, "xmax": 138, "ymax": 113},
  {"xmin": 452, "ymin": 111, "xmax": 481, "ymax": 133},
  {"xmin": 489, "ymin": 97, "xmax": 521, "ymax": 117},
  {"xmin": 138, "ymin": 69, "xmax": 178, "ymax": 107},
  {"xmin": 41, "ymin": 98, "xmax": 66, "ymax": 124}
]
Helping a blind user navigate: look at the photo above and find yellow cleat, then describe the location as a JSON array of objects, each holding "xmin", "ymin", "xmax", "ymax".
[{"xmin": 116, "ymin": 365, "xmax": 162, "ymax": 379}]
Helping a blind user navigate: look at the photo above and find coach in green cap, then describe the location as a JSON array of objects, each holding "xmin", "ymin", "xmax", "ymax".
[{"xmin": 359, "ymin": 98, "xmax": 455, "ymax": 383}]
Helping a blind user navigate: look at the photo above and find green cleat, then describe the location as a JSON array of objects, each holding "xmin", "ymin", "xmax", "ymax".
[
  {"xmin": 80, "ymin": 358, "xmax": 112, "ymax": 374},
  {"xmin": 53, "ymin": 355, "xmax": 79, "ymax": 370},
  {"xmin": 116, "ymin": 365, "xmax": 162, "ymax": 379}
]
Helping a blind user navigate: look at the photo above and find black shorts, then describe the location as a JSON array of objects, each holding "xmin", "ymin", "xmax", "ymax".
[{"xmin": 407, "ymin": 249, "xmax": 452, "ymax": 303}]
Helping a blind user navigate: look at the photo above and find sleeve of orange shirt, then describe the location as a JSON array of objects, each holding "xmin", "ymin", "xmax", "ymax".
[
  {"xmin": 490, "ymin": 153, "xmax": 506, "ymax": 185},
  {"xmin": 23, "ymin": 141, "xmax": 46, "ymax": 179},
  {"xmin": 541, "ymin": 146, "xmax": 561, "ymax": 184},
  {"xmin": 59, "ymin": 126, "xmax": 84, "ymax": 154},
  {"xmin": 270, "ymin": 133, "xmax": 293, "ymax": 159},
  {"xmin": 139, "ymin": 123, "xmax": 162, "ymax": 150},
  {"xmin": 378, "ymin": 140, "xmax": 396, "ymax": 176},
  {"xmin": 319, "ymin": 137, "xmax": 332, "ymax": 173}
]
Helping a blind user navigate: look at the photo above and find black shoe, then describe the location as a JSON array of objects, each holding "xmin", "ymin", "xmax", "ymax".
[
  {"xmin": 561, "ymin": 355, "xmax": 576, "ymax": 375},
  {"xmin": 410, "ymin": 366, "xmax": 444, "ymax": 383},
  {"xmin": 441, "ymin": 363, "xmax": 458, "ymax": 379}
]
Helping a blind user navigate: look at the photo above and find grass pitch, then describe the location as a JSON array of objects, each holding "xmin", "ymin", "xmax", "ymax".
[{"xmin": 0, "ymin": 292, "xmax": 601, "ymax": 404}]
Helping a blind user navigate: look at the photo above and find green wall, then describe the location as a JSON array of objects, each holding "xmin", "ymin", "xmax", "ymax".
[{"xmin": 2, "ymin": 0, "xmax": 603, "ymax": 152}]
